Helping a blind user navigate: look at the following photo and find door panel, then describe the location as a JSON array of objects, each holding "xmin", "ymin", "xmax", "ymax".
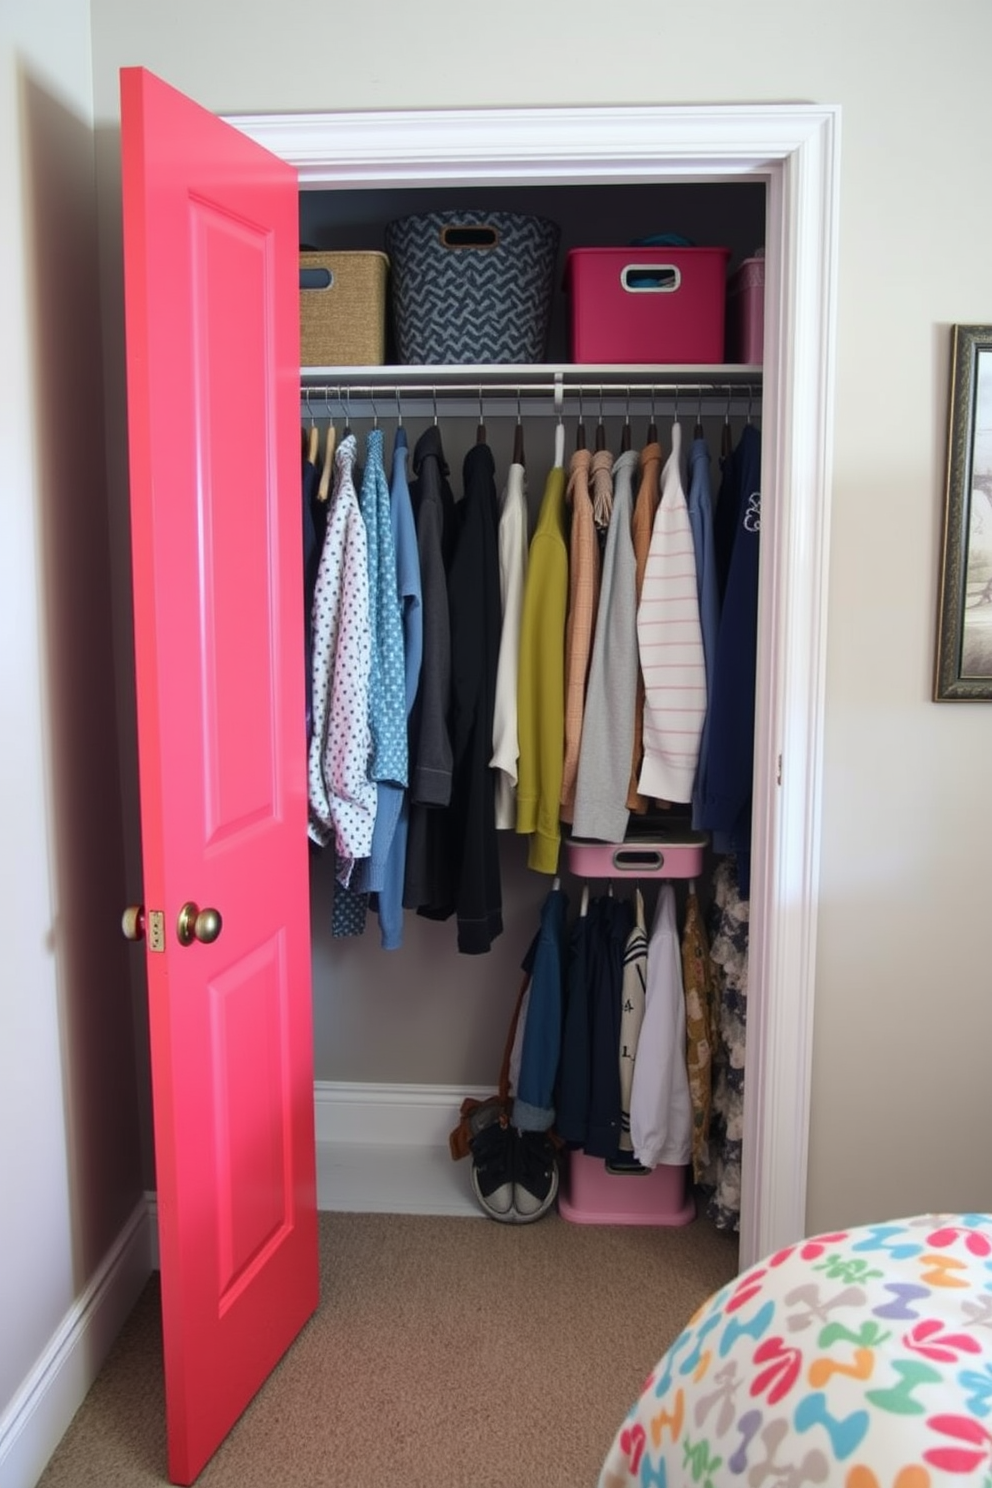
[{"xmin": 120, "ymin": 67, "xmax": 317, "ymax": 1486}]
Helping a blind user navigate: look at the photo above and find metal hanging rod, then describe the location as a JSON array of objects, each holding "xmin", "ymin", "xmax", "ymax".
[
  {"xmin": 300, "ymin": 368, "xmax": 762, "ymax": 421},
  {"xmin": 300, "ymin": 364, "xmax": 761, "ymax": 396}
]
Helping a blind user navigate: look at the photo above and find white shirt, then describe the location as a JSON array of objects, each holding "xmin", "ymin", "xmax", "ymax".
[
  {"xmin": 630, "ymin": 881, "xmax": 693, "ymax": 1169},
  {"xmin": 490, "ymin": 461, "xmax": 529, "ymax": 829}
]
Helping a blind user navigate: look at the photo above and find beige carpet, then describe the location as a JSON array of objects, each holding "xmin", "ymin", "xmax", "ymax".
[{"xmin": 37, "ymin": 1208, "xmax": 738, "ymax": 1488}]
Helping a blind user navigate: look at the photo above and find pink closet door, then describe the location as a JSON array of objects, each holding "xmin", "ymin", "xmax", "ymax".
[{"xmin": 120, "ymin": 67, "xmax": 317, "ymax": 1485}]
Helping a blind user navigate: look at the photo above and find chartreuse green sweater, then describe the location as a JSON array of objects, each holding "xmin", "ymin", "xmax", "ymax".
[{"xmin": 515, "ymin": 464, "xmax": 567, "ymax": 875}]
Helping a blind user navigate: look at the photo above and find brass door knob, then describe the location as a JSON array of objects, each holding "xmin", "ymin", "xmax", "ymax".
[
  {"xmin": 176, "ymin": 902, "xmax": 223, "ymax": 946},
  {"xmin": 121, "ymin": 905, "xmax": 146, "ymax": 941}
]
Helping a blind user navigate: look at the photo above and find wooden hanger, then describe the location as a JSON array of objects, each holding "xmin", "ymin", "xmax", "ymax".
[
  {"xmin": 305, "ymin": 390, "xmax": 319, "ymax": 465},
  {"xmin": 317, "ymin": 391, "xmax": 336, "ymax": 502}
]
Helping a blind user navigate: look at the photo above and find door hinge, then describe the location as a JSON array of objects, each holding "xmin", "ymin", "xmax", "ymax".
[{"xmin": 147, "ymin": 910, "xmax": 166, "ymax": 953}]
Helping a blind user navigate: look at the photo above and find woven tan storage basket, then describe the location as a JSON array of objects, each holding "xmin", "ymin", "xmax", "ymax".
[{"xmin": 300, "ymin": 250, "xmax": 389, "ymax": 366}]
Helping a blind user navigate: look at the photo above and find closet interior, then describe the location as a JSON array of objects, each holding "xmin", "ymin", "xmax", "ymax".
[{"xmin": 299, "ymin": 177, "xmax": 765, "ymax": 1236}]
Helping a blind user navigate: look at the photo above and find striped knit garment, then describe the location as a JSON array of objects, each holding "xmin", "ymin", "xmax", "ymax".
[
  {"xmin": 626, "ymin": 440, "xmax": 662, "ymax": 813},
  {"xmin": 635, "ymin": 422, "xmax": 707, "ymax": 804},
  {"xmin": 618, "ymin": 888, "xmax": 647, "ymax": 1152}
]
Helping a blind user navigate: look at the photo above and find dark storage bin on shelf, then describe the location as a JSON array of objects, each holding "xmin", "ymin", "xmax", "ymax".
[{"xmin": 385, "ymin": 209, "xmax": 560, "ymax": 364}]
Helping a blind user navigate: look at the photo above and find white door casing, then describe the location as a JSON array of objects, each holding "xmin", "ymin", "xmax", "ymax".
[{"xmin": 228, "ymin": 103, "xmax": 841, "ymax": 1272}]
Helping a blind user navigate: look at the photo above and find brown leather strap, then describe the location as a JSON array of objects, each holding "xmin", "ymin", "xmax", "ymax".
[{"xmin": 498, "ymin": 971, "xmax": 532, "ymax": 1103}]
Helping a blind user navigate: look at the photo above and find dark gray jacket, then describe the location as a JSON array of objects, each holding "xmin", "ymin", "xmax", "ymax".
[{"xmin": 403, "ymin": 425, "xmax": 456, "ymax": 912}]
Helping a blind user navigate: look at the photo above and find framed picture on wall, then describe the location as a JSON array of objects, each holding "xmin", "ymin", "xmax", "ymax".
[{"xmin": 934, "ymin": 324, "xmax": 992, "ymax": 700}]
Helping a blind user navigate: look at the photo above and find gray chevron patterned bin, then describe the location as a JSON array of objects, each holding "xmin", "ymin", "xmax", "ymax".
[{"xmin": 385, "ymin": 210, "xmax": 560, "ymax": 364}]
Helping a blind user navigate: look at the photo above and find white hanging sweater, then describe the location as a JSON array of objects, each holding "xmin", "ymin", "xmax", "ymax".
[
  {"xmin": 490, "ymin": 461, "xmax": 529, "ymax": 829},
  {"xmin": 636, "ymin": 422, "xmax": 707, "ymax": 803},
  {"xmin": 630, "ymin": 881, "xmax": 693, "ymax": 1169}
]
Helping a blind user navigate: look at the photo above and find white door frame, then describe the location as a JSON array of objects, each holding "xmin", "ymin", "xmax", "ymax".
[{"xmin": 229, "ymin": 103, "xmax": 841, "ymax": 1272}]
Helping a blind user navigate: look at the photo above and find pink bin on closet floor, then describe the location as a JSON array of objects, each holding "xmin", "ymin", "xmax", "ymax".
[{"xmin": 558, "ymin": 1151, "xmax": 695, "ymax": 1226}]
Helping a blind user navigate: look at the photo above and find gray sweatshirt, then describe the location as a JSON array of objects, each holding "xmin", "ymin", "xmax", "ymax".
[{"xmin": 571, "ymin": 448, "xmax": 640, "ymax": 843}]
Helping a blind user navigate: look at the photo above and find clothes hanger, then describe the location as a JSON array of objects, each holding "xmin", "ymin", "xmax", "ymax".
[
  {"xmin": 317, "ymin": 388, "xmax": 336, "ymax": 502},
  {"xmin": 512, "ymin": 388, "xmax": 525, "ymax": 466},
  {"xmin": 693, "ymin": 388, "xmax": 705, "ymax": 441},
  {"xmin": 594, "ymin": 385, "xmax": 607, "ymax": 452},
  {"xmin": 575, "ymin": 386, "xmax": 586, "ymax": 451},
  {"xmin": 620, "ymin": 386, "xmax": 632, "ymax": 452},
  {"xmin": 392, "ymin": 387, "xmax": 408, "ymax": 460},
  {"xmin": 475, "ymin": 386, "xmax": 487, "ymax": 445},
  {"xmin": 305, "ymin": 389, "xmax": 320, "ymax": 466},
  {"xmin": 554, "ymin": 388, "xmax": 565, "ymax": 468},
  {"xmin": 647, "ymin": 386, "xmax": 658, "ymax": 446},
  {"xmin": 721, "ymin": 385, "xmax": 733, "ymax": 459},
  {"xmin": 579, "ymin": 883, "xmax": 590, "ymax": 917}
]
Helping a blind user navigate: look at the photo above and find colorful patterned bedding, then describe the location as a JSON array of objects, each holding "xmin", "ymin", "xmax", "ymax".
[{"xmin": 600, "ymin": 1213, "xmax": 992, "ymax": 1487}]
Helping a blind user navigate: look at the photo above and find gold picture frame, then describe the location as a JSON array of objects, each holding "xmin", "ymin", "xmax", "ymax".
[{"xmin": 935, "ymin": 324, "xmax": 992, "ymax": 699}]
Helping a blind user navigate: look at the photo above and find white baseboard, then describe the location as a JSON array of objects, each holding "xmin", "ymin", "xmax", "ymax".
[
  {"xmin": 0, "ymin": 1196, "xmax": 154, "ymax": 1488},
  {"xmin": 314, "ymin": 1080, "xmax": 494, "ymax": 1148},
  {"xmin": 313, "ymin": 1081, "xmax": 494, "ymax": 1218},
  {"xmin": 0, "ymin": 1083, "xmax": 490, "ymax": 1488}
]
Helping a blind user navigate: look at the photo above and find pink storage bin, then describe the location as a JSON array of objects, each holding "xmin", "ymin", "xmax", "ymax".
[
  {"xmin": 564, "ymin": 833, "xmax": 707, "ymax": 880},
  {"xmin": 558, "ymin": 1150, "xmax": 695, "ymax": 1226},
  {"xmin": 727, "ymin": 254, "xmax": 765, "ymax": 364},
  {"xmin": 565, "ymin": 247, "xmax": 730, "ymax": 364}
]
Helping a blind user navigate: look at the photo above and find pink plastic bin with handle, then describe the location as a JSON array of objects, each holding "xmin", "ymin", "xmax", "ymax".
[
  {"xmin": 565, "ymin": 247, "xmax": 730, "ymax": 364},
  {"xmin": 564, "ymin": 833, "xmax": 707, "ymax": 881},
  {"xmin": 558, "ymin": 1151, "xmax": 695, "ymax": 1226}
]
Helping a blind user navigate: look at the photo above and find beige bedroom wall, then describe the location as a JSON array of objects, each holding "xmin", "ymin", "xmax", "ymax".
[
  {"xmin": 87, "ymin": 0, "xmax": 992, "ymax": 1235},
  {"xmin": 1, "ymin": 0, "xmax": 145, "ymax": 1453}
]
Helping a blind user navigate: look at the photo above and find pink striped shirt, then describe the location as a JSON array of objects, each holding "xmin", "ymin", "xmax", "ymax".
[{"xmin": 635, "ymin": 422, "xmax": 706, "ymax": 803}]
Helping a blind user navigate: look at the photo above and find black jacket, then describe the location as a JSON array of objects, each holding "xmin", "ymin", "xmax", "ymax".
[
  {"xmin": 403, "ymin": 425, "xmax": 457, "ymax": 913},
  {"xmin": 446, "ymin": 441, "xmax": 504, "ymax": 953}
]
